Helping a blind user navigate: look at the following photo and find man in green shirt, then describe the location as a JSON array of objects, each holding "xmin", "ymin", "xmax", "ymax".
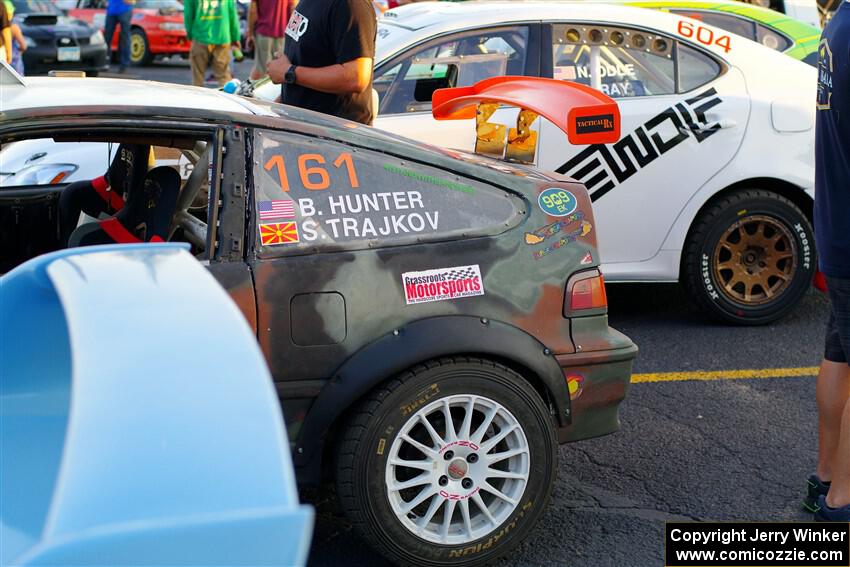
[{"xmin": 184, "ymin": 0, "xmax": 241, "ymax": 87}]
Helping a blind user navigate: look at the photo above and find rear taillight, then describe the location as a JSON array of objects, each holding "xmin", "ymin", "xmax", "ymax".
[{"xmin": 565, "ymin": 271, "xmax": 607, "ymax": 315}]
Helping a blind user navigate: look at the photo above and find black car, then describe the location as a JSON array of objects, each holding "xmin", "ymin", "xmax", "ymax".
[
  {"xmin": 12, "ymin": 0, "xmax": 108, "ymax": 75},
  {"xmin": 2, "ymin": 74, "xmax": 637, "ymax": 566}
]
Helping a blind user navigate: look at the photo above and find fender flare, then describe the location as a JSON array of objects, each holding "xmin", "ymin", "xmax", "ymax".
[{"xmin": 293, "ymin": 315, "xmax": 571, "ymax": 470}]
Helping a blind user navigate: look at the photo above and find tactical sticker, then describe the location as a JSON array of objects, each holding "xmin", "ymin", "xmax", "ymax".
[
  {"xmin": 575, "ymin": 114, "xmax": 616, "ymax": 135},
  {"xmin": 255, "ymin": 133, "xmax": 519, "ymax": 255},
  {"xmin": 402, "ymin": 265, "xmax": 484, "ymax": 305},
  {"xmin": 260, "ymin": 222, "xmax": 300, "ymax": 246},
  {"xmin": 580, "ymin": 252, "xmax": 593, "ymax": 265},
  {"xmin": 537, "ymin": 188, "xmax": 578, "ymax": 217},
  {"xmin": 525, "ymin": 211, "xmax": 585, "ymax": 245},
  {"xmin": 532, "ymin": 222, "xmax": 592, "ymax": 260}
]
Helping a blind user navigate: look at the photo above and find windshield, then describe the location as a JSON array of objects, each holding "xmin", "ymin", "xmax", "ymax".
[{"xmin": 11, "ymin": 0, "xmax": 60, "ymax": 15}]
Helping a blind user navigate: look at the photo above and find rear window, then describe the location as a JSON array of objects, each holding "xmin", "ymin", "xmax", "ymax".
[{"xmin": 253, "ymin": 131, "xmax": 522, "ymax": 257}]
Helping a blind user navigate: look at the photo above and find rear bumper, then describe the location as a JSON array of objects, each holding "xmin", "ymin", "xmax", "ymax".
[
  {"xmin": 554, "ymin": 334, "xmax": 637, "ymax": 443},
  {"xmin": 146, "ymin": 30, "xmax": 190, "ymax": 55},
  {"xmin": 23, "ymin": 44, "xmax": 109, "ymax": 75}
]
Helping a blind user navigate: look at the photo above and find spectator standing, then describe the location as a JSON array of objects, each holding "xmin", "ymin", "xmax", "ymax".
[
  {"xmin": 246, "ymin": 0, "xmax": 289, "ymax": 81},
  {"xmin": 0, "ymin": 1, "xmax": 11, "ymax": 65},
  {"xmin": 2, "ymin": 0, "xmax": 23, "ymax": 74},
  {"xmin": 184, "ymin": 0, "xmax": 241, "ymax": 87},
  {"xmin": 266, "ymin": 0, "xmax": 377, "ymax": 125},
  {"xmin": 808, "ymin": 0, "xmax": 850, "ymax": 522},
  {"xmin": 104, "ymin": 0, "xmax": 133, "ymax": 73}
]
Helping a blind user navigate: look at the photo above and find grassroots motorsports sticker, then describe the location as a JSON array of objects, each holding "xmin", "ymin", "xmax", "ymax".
[{"xmin": 402, "ymin": 265, "xmax": 484, "ymax": 305}]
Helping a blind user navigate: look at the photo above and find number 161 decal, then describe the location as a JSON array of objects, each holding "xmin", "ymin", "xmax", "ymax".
[{"xmin": 677, "ymin": 20, "xmax": 731, "ymax": 53}]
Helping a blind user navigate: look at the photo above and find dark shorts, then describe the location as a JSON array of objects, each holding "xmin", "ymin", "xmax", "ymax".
[{"xmin": 825, "ymin": 276, "xmax": 850, "ymax": 364}]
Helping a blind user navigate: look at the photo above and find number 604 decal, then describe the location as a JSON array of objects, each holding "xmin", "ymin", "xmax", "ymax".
[{"xmin": 677, "ymin": 20, "xmax": 731, "ymax": 53}]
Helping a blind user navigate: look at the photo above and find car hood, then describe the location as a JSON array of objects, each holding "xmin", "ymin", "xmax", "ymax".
[{"xmin": 17, "ymin": 15, "xmax": 96, "ymax": 37}]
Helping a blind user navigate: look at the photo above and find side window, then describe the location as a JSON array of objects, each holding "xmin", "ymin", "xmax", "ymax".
[
  {"xmin": 373, "ymin": 27, "xmax": 529, "ymax": 115},
  {"xmin": 677, "ymin": 42, "xmax": 722, "ymax": 92},
  {"xmin": 756, "ymin": 24, "xmax": 792, "ymax": 51},
  {"xmin": 551, "ymin": 25, "xmax": 676, "ymax": 98},
  {"xmin": 252, "ymin": 131, "xmax": 522, "ymax": 256},
  {"xmin": 669, "ymin": 10, "xmax": 757, "ymax": 41}
]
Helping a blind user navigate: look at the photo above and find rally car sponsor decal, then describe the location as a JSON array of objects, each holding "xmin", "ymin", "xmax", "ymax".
[
  {"xmin": 580, "ymin": 252, "xmax": 593, "ymax": 265},
  {"xmin": 538, "ymin": 187, "xmax": 578, "ymax": 217},
  {"xmin": 566, "ymin": 373, "xmax": 585, "ymax": 400},
  {"xmin": 402, "ymin": 265, "xmax": 484, "ymax": 305},
  {"xmin": 525, "ymin": 211, "xmax": 585, "ymax": 245},
  {"xmin": 557, "ymin": 88, "xmax": 723, "ymax": 202},
  {"xmin": 575, "ymin": 114, "xmax": 617, "ymax": 135},
  {"xmin": 532, "ymin": 222, "xmax": 593, "ymax": 260}
]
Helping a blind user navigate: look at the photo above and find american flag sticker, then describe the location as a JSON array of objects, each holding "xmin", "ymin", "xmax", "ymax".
[
  {"xmin": 258, "ymin": 199, "xmax": 296, "ymax": 221},
  {"xmin": 401, "ymin": 265, "xmax": 485, "ymax": 305}
]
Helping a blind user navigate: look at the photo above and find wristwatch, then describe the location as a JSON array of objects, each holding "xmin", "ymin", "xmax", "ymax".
[{"xmin": 284, "ymin": 65, "xmax": 297, "ymax": 85}]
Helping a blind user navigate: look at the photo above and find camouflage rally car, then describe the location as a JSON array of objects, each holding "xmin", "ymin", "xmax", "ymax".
[{"xmin": 0, "ymin": 68, "xmax": 637, "ymax": 565}]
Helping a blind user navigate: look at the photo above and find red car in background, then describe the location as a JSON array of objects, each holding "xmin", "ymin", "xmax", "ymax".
[{"xmin": 68, "ymin": 0, "xmax": 189, "ymax": 66}]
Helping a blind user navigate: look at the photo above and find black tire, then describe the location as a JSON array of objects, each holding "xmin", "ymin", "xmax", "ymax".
[
  {"xmin": 336, "ymin": 357, "xmax": 557, "ymax": 567},
  {"xmin": 683, "ymin": 188, "xmax": 815, "ymax": 325},
  {"xmin": 129, "ymin": 28, "xmax": 152, "ymax": 66}
]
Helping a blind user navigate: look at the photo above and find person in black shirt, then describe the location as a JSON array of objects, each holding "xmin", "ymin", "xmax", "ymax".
[
  {"xmin": 267, "ymin": 0, "xmax": 377, "ymax": 125},
  {"xmin": 809, "ymin": 1, "xmax": 850, "ymax": 522}
]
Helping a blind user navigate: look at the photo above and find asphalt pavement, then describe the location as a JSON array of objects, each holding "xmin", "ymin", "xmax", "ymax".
[{"xmin": 111, "ymin": 59, "xmax": 829, "ymax": 566}]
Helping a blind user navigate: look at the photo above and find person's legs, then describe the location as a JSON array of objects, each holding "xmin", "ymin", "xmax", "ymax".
[
  {"xmin": 823, "ymin": 276, "xmax": 850, "ymax": 509},
  {"xmin": 816, "ymin": 358, "xmax": 850, "ymax": 481},
  {"xmin": 827, "ymin": 398, "xmax": 850, "ymax": 508},
  {"xmin": 117, "ymin": 10, "xmax": 132, "ymax": 69},
  {"xmin": 250, "ymin": 34, "xmax": 270, "ymax": 80},
  {"xmin": 190, "ymin": 41, "xmax": 210, "ymax": 86},
  {"xmin": 211, "ymin": 44, "xmax": 232, "ymax": 86},
  {"xmin": 104, "ymin": 13, "xmax": 118, "ymax": 63}
]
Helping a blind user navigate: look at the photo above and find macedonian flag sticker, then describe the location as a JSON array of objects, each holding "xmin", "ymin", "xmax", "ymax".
[{"xmin": 260, "ymin": 222, "xmax": 299, "ymax": 246}]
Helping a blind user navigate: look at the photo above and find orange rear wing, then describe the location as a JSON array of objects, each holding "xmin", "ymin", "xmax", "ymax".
[{"xmin": 432, "ymin": 76, "xmax": 620, "ymax": 163}]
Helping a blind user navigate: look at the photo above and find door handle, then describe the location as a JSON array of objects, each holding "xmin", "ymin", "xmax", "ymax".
[{"xmin": 682, "ymin": 118, "xmax": 737, "ymax": 135}]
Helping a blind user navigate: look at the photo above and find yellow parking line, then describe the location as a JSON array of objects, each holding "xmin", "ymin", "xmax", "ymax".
[{"xmin": 632, "ymin": 366, "xmax": 820, "ymax": 384}]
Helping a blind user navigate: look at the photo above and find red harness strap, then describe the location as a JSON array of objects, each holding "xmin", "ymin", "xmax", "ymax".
[
  {"xmin": 91, "ymin": 175, "xmax": 126, "ymax": 211},
  {"xmin": 98, "ymin": 218, "xmax": 164, "ymax": 244}
]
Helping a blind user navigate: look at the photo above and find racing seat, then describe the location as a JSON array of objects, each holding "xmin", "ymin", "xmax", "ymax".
[
  {"xmin": 68, "ymin": 166, "xmax": 180, "ymax": 247},
  {"xmin": 58, "ymin": 143, "xmax": 152, "ymax": 247}
]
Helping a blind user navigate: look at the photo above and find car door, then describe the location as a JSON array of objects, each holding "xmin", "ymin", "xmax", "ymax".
[
  {"xmin": 373, "ymin": 24, "xmax": 540, "ymax": 152},
  {"xmin": 537, "ymin": 23, "xmax": 749, "ymax": 266}
]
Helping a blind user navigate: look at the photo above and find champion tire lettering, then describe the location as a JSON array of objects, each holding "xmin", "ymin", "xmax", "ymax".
[
  {"xmin": 557, "ymin": 88, "xmax": 723, "ymax": 202},
  {"xmin": 683, "ymin": 189, "xmax": 815, "ymax": 325},
  {"xmin": 335, "ymin": 358, "xmax": 557, "ymax": 566}
]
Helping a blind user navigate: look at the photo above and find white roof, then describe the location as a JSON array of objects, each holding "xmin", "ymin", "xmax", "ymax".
[
  {"xmin": 0, "ymin": 76, "xmax": 261, "ymax": 117},
  {"xmin": 376, "ymin": 0, "xmax": 775, "ymax": 62}
]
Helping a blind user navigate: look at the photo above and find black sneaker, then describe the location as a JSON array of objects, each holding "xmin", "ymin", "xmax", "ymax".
[
  {"xmin": 815, "ymin": 495, "xmax": 850, "ymax": 521},
  {"xmin": 804, "ymin": 474, "xmax": 830, "ymax": 513}
]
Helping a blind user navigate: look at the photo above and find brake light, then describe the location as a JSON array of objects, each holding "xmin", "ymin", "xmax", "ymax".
[{"xmin": 570, "ymin": 273, "xmax": 607, "ymax": 311}]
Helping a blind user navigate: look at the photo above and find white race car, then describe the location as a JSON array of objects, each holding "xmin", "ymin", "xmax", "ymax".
[
  {"xmin": 1, "ymin": 1, "xmax": 817, "ymax": 324},
  {"xmin": 371, "ymin": 1, "xmax": 817, "ymax": 325}
]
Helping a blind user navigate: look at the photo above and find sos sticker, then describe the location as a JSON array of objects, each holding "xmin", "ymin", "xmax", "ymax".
[{"xmin": 538, "ymin": 188, "xmax": 577, "ymax": 217}]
